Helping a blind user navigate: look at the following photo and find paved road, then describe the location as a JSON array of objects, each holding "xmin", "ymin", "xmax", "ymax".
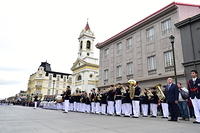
[{"xmin": 0, "ymin": 106, "xmax": 199, "ymax": 133}]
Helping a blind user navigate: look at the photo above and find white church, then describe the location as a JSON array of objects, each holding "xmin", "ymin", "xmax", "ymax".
[{"xmin": 70, "ymin": 22, "xmax": 99, "ymax": 93}]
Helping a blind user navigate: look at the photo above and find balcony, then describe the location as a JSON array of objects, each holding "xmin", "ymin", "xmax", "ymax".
[{"xmin": 35, "ymin": 85, "xmax": 42, "ymax": 89}]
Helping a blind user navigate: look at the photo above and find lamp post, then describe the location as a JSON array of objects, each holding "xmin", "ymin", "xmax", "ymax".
[
  {"xmin": 169, "ymin": 35, "xmax": 177, "ymax": 84},
  {"xmin": 52, "ymin": 80, "xmax": 55, "ymax": 96}
]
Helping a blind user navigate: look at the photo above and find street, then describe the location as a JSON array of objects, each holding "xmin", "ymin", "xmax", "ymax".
[{"xmin": 0, "ymin": 106, "xmax": 199, "ymax": 133}]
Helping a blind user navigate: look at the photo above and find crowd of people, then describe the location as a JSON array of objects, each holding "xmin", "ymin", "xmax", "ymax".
[{"xmin": 36, "ymin": 70, "xmax": 200, "ymax": 124}]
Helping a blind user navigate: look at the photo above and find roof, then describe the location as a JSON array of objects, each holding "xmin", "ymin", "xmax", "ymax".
[
  {"xmin": 175, "ymin": 13, "xmax": 200, "ymax": 28},
  {"xmin": 96, "ymin": 2, "xmax": 200, "ymax": 48},
  {"xmin": 85, "ymin": 22, "xmax": 90, "ymax": 31},
  {"xmin": 45, "ymin": 70, "xmax": 71, "ymax": 78}
]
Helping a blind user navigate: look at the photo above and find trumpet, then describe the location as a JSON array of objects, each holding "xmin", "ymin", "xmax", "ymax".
[{"xmin": 155, "ymin": 84, "xmax": 165, "ymax": 101}]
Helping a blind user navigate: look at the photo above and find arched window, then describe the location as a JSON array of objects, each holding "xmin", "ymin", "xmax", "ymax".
[
  {"xmin": 77, "ymin": 75, "xmax": 82, "ymax": 81},
  {"xmin": 86, "ymin": 40, "xmax": 91, "ymax": 49},
  {"xmin": 80, "ymin": 41, "xmax": 83, "ymax": 49}
]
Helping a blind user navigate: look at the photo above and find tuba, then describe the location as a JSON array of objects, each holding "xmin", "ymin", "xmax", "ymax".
[
  {"xmin": 128, "ymin": 79, "xmax": 137, "ymax": 99},
  {"xmin": 155, "ymin": 84, "xmax": 165, "ymax": 101}
]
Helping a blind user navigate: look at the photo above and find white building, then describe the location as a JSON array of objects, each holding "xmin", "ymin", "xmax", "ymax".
[{"xmin": 70, "ymin": 22, "xmax": 99, "ymax": 93}]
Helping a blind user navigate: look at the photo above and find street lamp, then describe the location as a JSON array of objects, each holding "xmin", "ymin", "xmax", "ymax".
[
  {"xmin": 52, "ymin": 80, "xmax": 55, "ymax": 96},
  {"xmin": 169, "ymin": 35, "xmax": 177, "ymax": 84}
]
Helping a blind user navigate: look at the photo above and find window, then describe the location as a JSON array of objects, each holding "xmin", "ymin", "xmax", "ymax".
[
  {"xmin": 49, "ymin": 75, "xmax": 52, "ymax": 80},
  {"xmin": 63, "ymin": 83, "xmax": 66, "ymax": 88},
  {"xmin": 89, "ymin": 74, "xmax": 93, "ymax": 78},
  {"xmin": 56, "ymin": 90, "xmax": 58, "ymax": 95},
  {"xmin": 39, "ymin": 74, "xmax": 42, "ymax": 78},
  {"xmin": 63, "ymin": 76, "xmax": 66, "ymax": 82},
  {"xmin": 116, "ymin": 65, "xmax": 122, "ymax": 77},
  {"xmin": 37, "ymin": 81, "xmax": 42, "ymax": 86},
  {"xmin": 161, "ymin": 19, "xmax": 172, "ymax": 35},
  {"xmin": 47, "ymin": 89, "xmax": 51, "ymax": 95},
  {"xmin": 127, "ymin": 62, "xmax": 133, "ymax": 75},
  {"xmin": 87, "ymin": 53, "xmax": 90, "ymax": 56},
  {"xmin": 56, "ymin": 82, "xmax": 59, "ymax": 88},
  {"xmin": 164, "ymin": 51, "xmax": 174, "ymax": 67},
  {"xmin": 116, "ymin": 42, "xmax": 122, "ymax": 54},
  {"xmin": 57, "ymin": 76, "xmax": 60, "ymax": 81},
  {"xmin": 48, "ymin": 82, "xmax": 52, "ymax": 88},
  {"xmin": 146, "ymin": 27, "xmax": 155, "ymax": 41},
  {"xmin": 77, "ymin": 75, "xmax": 82, "ymax": 81},
  {"xmin": 126, "ymin": 38, "xmax": 132, "ymax": 49},
  {"xmin": 147, "ymin": 56, "xmax": 156, "ymax": 71},
  {"xmin": 80, "ymin": 41, "xmax": 83, "ymax": 49},
  {"xmin": 86, "ymin": 40, "xmax": 91, "ymax": 49},
  {"xmin": 104, "ymin": 69, "xmax": 109, "ymax": 80},
  {"xmin": 104, "ymin": 48, "xmax": 109, "ymax": 57}
]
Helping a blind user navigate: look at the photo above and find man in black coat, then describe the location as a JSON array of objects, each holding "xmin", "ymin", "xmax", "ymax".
[
  {"xmin": 166, "ymin": 78, "xmax": 179, "ymax": 121},
  {"xmin": 188, "ymin": 70, "xmax": 200, "ymax": 124}
]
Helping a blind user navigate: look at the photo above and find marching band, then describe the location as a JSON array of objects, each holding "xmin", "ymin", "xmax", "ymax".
[{"xmin": 39, "ymin": 70, "xmax": 200, "ymax": 124}]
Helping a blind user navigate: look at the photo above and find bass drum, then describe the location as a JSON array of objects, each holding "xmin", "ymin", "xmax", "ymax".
[{"xmin": 55, "ymin": 95, "xmax": 63, "ymax": 103}]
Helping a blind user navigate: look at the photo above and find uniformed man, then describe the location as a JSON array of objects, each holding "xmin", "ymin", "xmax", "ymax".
[
  {"xmin": 161, "ymin": 85, "xmax": 169, "ymax": 119},
  {"xmin": 132, "ymin": 82, "xmax": 141, "ymax": 118},
  {"xmin": 149, "ymin": 87, "xmax": 159, "ymax": 118},
  {"xmin": 188, "ymin": 70, "xmax": 200, "ymax": 124},
  {"xmin": 107, "ymin": 85, "xmax": 115, "ymax": 115},
  {"xmin": 85, "ymin": 93, "xmax": 91, "ymax": 113},
  {"xmin": 95, "ymin": 89, "xmax": 101, "ymax": 114},
  {"xmin": 140, "ymin": 88, "xmax": 149, "ymax": 117},
  {"xmin": 90, "ymin": 88, "xmax": 96, "ymax": 113},
  {"xmin": 33, "ymin": 94, "xmax": 38, "ymax": 109},
  {"xmin": 115, "ymin": 83, "xmax": 123, "ymax": 116},
  {"xmin": 63, "ymin": 86, "xmax": 71, "ymax": 113},
  {"xmin": 122, "ymin": 85, "xmax": 132, "ymax": 117},
  {"xmin": 100, "ymin": 89, "xmax": 108, "ymax": 115}
]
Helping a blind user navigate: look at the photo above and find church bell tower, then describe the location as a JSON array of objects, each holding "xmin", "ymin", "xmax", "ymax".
[{"xmin": 78, "ymin": 22, "xmax": 95, "ymax": 59}]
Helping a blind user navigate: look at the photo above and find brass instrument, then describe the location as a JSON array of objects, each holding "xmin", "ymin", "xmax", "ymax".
[
  {"xmin": 96, "ymin": 92, "xmax": 101, "ymax": 101},
  {"xmin": 155, "ymin": 84, "xmax": 165, "ymax": 101},
  {"xmin": 139, "ymin": 88, "xmax": 146, "ymax": 97},
  {"xmin": 128, "ymin": 79, "xmax": 136, "ymax": 99},
  {"xmin": 146, "ymin": 88, "xmax": 154, "ymax": 100}
]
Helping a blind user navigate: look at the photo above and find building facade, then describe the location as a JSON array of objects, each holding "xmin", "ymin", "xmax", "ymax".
[
  {"xmin": 70, "ymin": 22, "xmax": 99, "ymax": 93},
  {"xmin": 96, "ymin": 2, "xmax": 200, "ymax": 89},
  {"xmin": 27, "ymin": 62, "xmax": 71, "ymax": 100},
  {"xmin": 175, "ymin": 13, "xmax": 200, "ymax": 80}
]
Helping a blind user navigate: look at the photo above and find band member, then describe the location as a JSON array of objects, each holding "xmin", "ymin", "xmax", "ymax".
[
  {"xmin": 63, "ymin": 86, "xmax": 71, "ymax": 113},
  {"xmin": 166, "ymin": 78, "xmax": 179, "ymax": 122},
  {"xmin": 73, "ymin": 89, "xmax": 79, "ymax": 112},
  {"xmin": 80, "ymin": 91, "xmax": 86, "ymax": 113},
  {"xmin": 140, "ymin": 88, "xmax": 150, "ymax": 117},
  {"xmin": 90, "ymin": 88, "xmax": 96, "ymax": 113},
  {"xmin": 100, "ymin": 89, "xmax": 107, "ymax": 115},
  {"xmin": 95, "ymin": 89, "xmax": 101, "ymax": 114},
  {"xmin": 85, "ymin": 93, "xmax": 91, "ymax": 113},
  {"xmin": 149, "ymin": 87, "xmax": 159, "ymax": 117},
  {"xmin": 115, "ymin": 83, "xmax": 123, "ymax": 116},
  {"xmin": 122, "ymin": 85, "xmax": 132, "ymax": 117},
  {"xmin": 34, "ymin": 94, "xmax": 38, "ymax": 109},
  {"xmin": 77, "ymin": 90, "xmax": 81, "ymax": 112},
  {"xmin": 107, "ymin": 85, "xmax": 115, "ymax": 115},
  {"xmin": 161, "ymin": 85, "xmax": 169, "ymax": 119},
  {"xmin": 69, "ymin": 93, "xmax": 74, "ymax": 111},
  {"xmin": 188, "ymin": 70, "xmax": 200, "ymax": 124},
  {"xmin": 131, "ymin": 82, "xmax": 141, "ymax": 118}
]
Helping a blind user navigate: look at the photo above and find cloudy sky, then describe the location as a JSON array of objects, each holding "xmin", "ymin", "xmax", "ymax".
[{"xmin": 0, "ymin": 0, "xmax": 199, "ymax": 99}]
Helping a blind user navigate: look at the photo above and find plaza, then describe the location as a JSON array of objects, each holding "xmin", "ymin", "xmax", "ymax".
[{"xmin": 0, "ymin": 105, "xmax": 199, "ymax": 133}]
